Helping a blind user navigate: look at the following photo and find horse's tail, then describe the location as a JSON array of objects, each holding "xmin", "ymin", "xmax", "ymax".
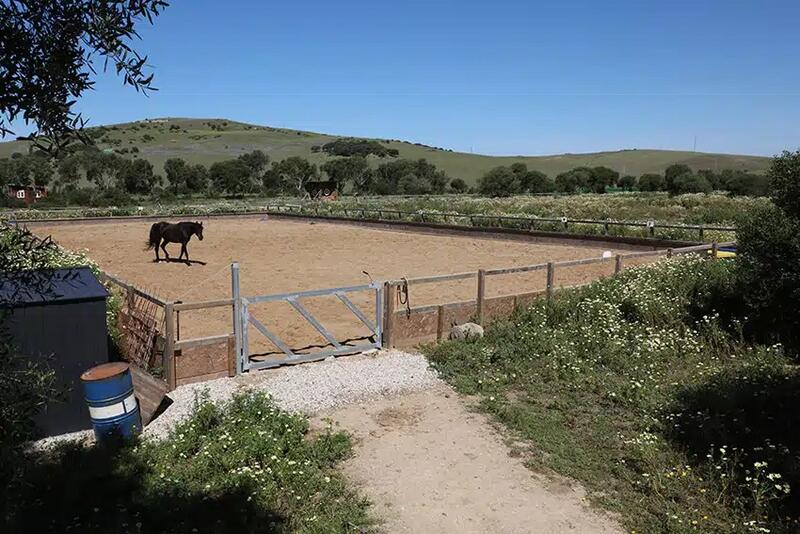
[{"xmin": 145, "ymin": 222, "xmax": 166, "ymax": 250}]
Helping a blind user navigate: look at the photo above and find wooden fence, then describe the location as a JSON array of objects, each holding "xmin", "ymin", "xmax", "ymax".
[
  {"xmin": 381, "ymin": 241, "xmax": 733, "ymax": 348},
  {"xmin": 262, "ymin": 204, "xmax": 736, "ymax": 242},
  {"xmin": 101, "ymin": 240, "xmax": 734, "ymax": 389}
]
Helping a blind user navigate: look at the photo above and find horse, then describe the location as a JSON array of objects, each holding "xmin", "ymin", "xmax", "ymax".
[{"xmin": 145, "ymin": 221, "xmax": 204, "ymax": 263}]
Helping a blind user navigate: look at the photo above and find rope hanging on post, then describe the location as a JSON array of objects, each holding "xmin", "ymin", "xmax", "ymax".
[{"xmin": 396, "ymin": 277, "xmax": 411, "ymax": 318}]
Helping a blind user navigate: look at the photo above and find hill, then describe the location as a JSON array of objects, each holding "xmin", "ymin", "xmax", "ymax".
[{"xmin": 0, "ymin": 118, "xmax": 772, "ymax": 185}]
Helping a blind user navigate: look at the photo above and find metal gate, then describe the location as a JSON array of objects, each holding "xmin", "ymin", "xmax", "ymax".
[{"xmin": 231, "ymin": 263, "xmax": 383, "ymax": 373}]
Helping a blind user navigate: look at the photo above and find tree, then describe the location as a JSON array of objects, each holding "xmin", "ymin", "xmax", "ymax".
[
  {"xmin": 618, "ymin": 175, "xmax": 637, "ymax": 190},
  {"xmin": 185, "ymin": 164, "xmax": 209, "ymax": 192},
  {"xmin": 4, "ymin": 153, "xmax": 54, "ymax": 188},
  {"xmin": 672, "ymin": 173, "xmax": 712, "ymax": 194},
  {"xmin": 371, "ymin": 158, "xmax": 447, "ymax": 195},
  {"xmin": 397, "ymin": 173, "xmax": 431, "ymax": 195},
  {"xmin": 478, "ymin": 166, "xmax": 521, "ymax": 197},
  {"xmin": 638, "ymin": 173, "xmax": 665, "ymax": 191},
  {"xmin": 81, "ymin": 151, "xmax": 123, "ymax": 190},
  {"xmin": 588, "ymin": 166, "xmax": 619, "ymax": 193},
  {"xmin": 665, "ymin": 164, "xmax": 692, "ymax": 193},
  {"xmin": 449, "ymin": 178, "xmax": 469, "ymax": 194},
  {"xmin": 270, "ymin": 157, "xmax": 317, "ymax": 196},
  {"xmin": 520, "ymin": 169, "xmax": 552, "ymax": 193},
  {"xmin": 722, "ymin": 170, "xmax": 769, "ymax": 197},
  {"xmin": 736, "ymin": 150, "xmax": 800, "ymax": 355},
  {"xmin": 117, "ymin": 158, "xmax": 157, "ymax": 194},
  {"xmin": 321, "ymin": 156, "xmax": 371, "ymax": 192},
  {"xmin": 56, "ymin": 154, "xmax": 82, "ymax": 189},
  {"xmin": 164, "ymin": 157, "xmax": 189, "ymax": 192},
  {"xmin": 238, "ymin": 150, "xmax": 270, "ymax": 181},
  {"xmin": 210, "ymin": 159, "xmax": 252, "ymax": 196},
  {"xmin": 1, "ymin": 0, "xmax": 168, "ymax": 154},
  {"xmin": 769, "ymin": 149, "xmax": 800, "ymax": 218},
  {"xmin": 698, "ymin": 169, "xmax": 723, "ymax": 190},
  {"xmin": 554, "ymin": 167, "xmax": 592, "ymax": 193}
]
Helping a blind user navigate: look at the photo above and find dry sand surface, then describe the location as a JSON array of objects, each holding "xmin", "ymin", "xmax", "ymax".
[
  {"xmin": 37, "ymin": 218, "xmax": 634, "ymax": 351},
  {"xmin": 317, "ymin": 383, "xmax": 621, "ymax": 534}
]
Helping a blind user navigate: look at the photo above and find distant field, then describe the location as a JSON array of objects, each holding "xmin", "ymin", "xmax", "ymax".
[{"xmin": 0, "ymin": 117, "xmax": 772, "ymax": 186}]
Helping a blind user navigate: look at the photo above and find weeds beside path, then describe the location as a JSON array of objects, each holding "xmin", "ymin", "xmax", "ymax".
[
  {"xmin": 426, "ymin": 256, "xmax": 800, "ymax": 534},
  {"xmin": 4, "ymin": 392, "xmax": 373, "ymax": 534}
]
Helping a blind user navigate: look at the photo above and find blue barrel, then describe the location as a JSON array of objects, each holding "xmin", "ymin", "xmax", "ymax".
[{"xmin": 81, "ymin": 362, "xmax": 141, "ymax": 442}]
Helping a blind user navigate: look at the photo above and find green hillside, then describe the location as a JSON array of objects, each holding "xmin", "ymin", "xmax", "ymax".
[{"xmin": 0, "ymin": 117, "xmax": 772, "ymax": 185}]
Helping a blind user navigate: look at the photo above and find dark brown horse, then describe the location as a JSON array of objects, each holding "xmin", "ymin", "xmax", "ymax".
[{"xmin": 145, "ymin": 221, "xmax": 204, "ymax": 263}]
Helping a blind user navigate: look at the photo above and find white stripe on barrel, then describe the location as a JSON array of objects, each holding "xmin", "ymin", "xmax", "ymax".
[{"xmin": 88, "ymin": 393, "xmax": 137, "ymax": 420}]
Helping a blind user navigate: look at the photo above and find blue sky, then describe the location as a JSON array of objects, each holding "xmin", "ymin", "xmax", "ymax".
[{"xmin": 31, "ymin": 1, "xmax": 800, "ymax": 155}]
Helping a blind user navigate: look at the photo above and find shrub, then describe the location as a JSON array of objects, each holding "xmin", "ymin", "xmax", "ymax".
[
  {"xmin": 478, "ymin": 166, "xmax": 521, "ymax": 197},
  {"xmin": 638, "ymin": 173, "xmax": 665, "ymax": 191},
  {"xmin": 320, "ymin": 138, "xmax": 398, "ymax": 158},
  {"xmin": 723, "ymin": 171, "xmax": 769, "ymax": 197},
  {"xmin": 672, "ymin": 173, "xmax": 712, "ymax": 194},
  {"xmin": 769, "ymin": 149, "xmax": 800, "ymax": 218},
  {"xmin": 426, "ymin": 256, "xmax": 797, "ymax": 533},
  {"xmin": 665, "ymin": 163, "xmax": 692, "ymax": 192},
  {"xmin": 5, "ymin": 391, "xmax": 372, "ymax": 532},
  {"xmin": 449, "ymin": 178, "xmax": 468, "ymax": 194},
  {"xmin": 736, "ymin": 203, "xmax": 800, "ymax": 355},
  {"xmin": 618, "ymin": 175, "xmax": 637, "ymax": 190}
]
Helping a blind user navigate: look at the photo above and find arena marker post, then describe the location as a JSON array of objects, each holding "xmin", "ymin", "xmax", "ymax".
[
  {"xmin": 546, "ymin": 262, "xmax": 555, "ymax": 300},
  {"xmin": 437, "ymin": 305, "xmax": 446, "ymax": 341},
  {"xmin": 477, "ymin": 269, "xmax": 486, "ymax": 325},
  {"xmin": 614, "ymin": 254, "xmax": 623, "ymax": 274}
]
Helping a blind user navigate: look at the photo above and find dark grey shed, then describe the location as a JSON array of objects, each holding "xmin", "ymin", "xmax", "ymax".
[{"xmin": 0, "ymin": 266, "xmax": 110, "ymax": 437}]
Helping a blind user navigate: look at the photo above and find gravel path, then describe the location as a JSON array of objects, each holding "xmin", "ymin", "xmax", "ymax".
[{"xmin": 144, "ymin": 349, "xmax": 440, "ymax": 439}]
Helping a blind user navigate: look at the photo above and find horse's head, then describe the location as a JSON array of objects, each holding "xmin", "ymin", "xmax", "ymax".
[{"xmin": 195, "ymin": 221, "xmax": 204, "ymax": 241}]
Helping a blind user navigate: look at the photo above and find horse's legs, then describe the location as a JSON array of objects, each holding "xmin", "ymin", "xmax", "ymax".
[
  {"xmin": 180, "ymin": 242, "xmax": 190, "ymax": 263},
  {"xmin": 160, "ymin": 240, "xmax": 170, "ymax": 260},
  {"xmin": 154, "ymin": 237, "xmax": 160, "ymax": 262}
]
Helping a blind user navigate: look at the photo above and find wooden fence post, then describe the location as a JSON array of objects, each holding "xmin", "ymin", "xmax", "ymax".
[
  {"xmin": 699, "ymin": 225, "xmax": 705, "ymax": 241},
  {"xmin": 666, "ymin": 248, "xmax": 673, "ymax": 258},
  {"xmin": 383, "ymin": 282, "xmax": 395, "ymax": 348},
  {"xmin": 436, "ymin": 305, "xmax": 446, "ymax": 341},
  {"xmin": 614, "ymin": 254, "xmax": 623, "ymax": 274},
  {"xmin": 164, "ymin": 301, "xmax": 176, "ymax": 391},
  {"xmin": 477, "ymin": 269, "xmax": 486, "ymax": 324},
  {"xmin": 711, "ymin": 242, "xmax": 719, "ymax": 258},
  {"xmin": 546, "ymin": 262, "xmax": 555, "ymax": 299}
]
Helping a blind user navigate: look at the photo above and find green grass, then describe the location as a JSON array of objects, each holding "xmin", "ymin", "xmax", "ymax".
[
  {"xmin": 425, "ymin": 256, "xmax": 799, "ymax": 533},
  {"xmin": 4, "ymin": 391, "xmax": 373, "ymax": 533},
  {"xmin": 0, "ymin": 117, "xmax": 772, "ymax": 186}
]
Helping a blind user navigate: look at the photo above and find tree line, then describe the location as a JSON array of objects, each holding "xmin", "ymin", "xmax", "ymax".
[
  {"xmin": 476, "ymin": 162, "xmax": 770, "ymax": 197},
  {"xmin": 0, "ymin": 146, "xmax": 771, "ymax": 207}
]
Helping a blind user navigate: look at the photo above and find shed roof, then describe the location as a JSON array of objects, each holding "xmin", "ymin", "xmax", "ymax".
[{"xmin": 0, "ymin": 266, "xmax": 109, "ymax": 307}]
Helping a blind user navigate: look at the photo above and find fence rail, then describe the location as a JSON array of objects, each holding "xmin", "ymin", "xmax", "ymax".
[
  {"xmin": 261, "ymin": 204, "xmax": 736, "ymax": 241},
  {"xmin": 381, "ymin": 241, "xmax": 736, "ymax": 347}
]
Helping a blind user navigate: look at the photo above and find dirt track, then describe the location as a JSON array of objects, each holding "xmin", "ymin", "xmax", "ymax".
[
  {"xmin": 37, "ymin": 218, "xmax": 639, "ymax": 351},
  {"xmin": 318, "ymin": 384, "xmax": 620, "ymax": 533}
]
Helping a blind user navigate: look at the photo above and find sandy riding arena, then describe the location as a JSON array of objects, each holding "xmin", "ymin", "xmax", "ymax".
[{"xmin": 36, "ymin": 217, "xmax": 639, "ymax": 361}]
